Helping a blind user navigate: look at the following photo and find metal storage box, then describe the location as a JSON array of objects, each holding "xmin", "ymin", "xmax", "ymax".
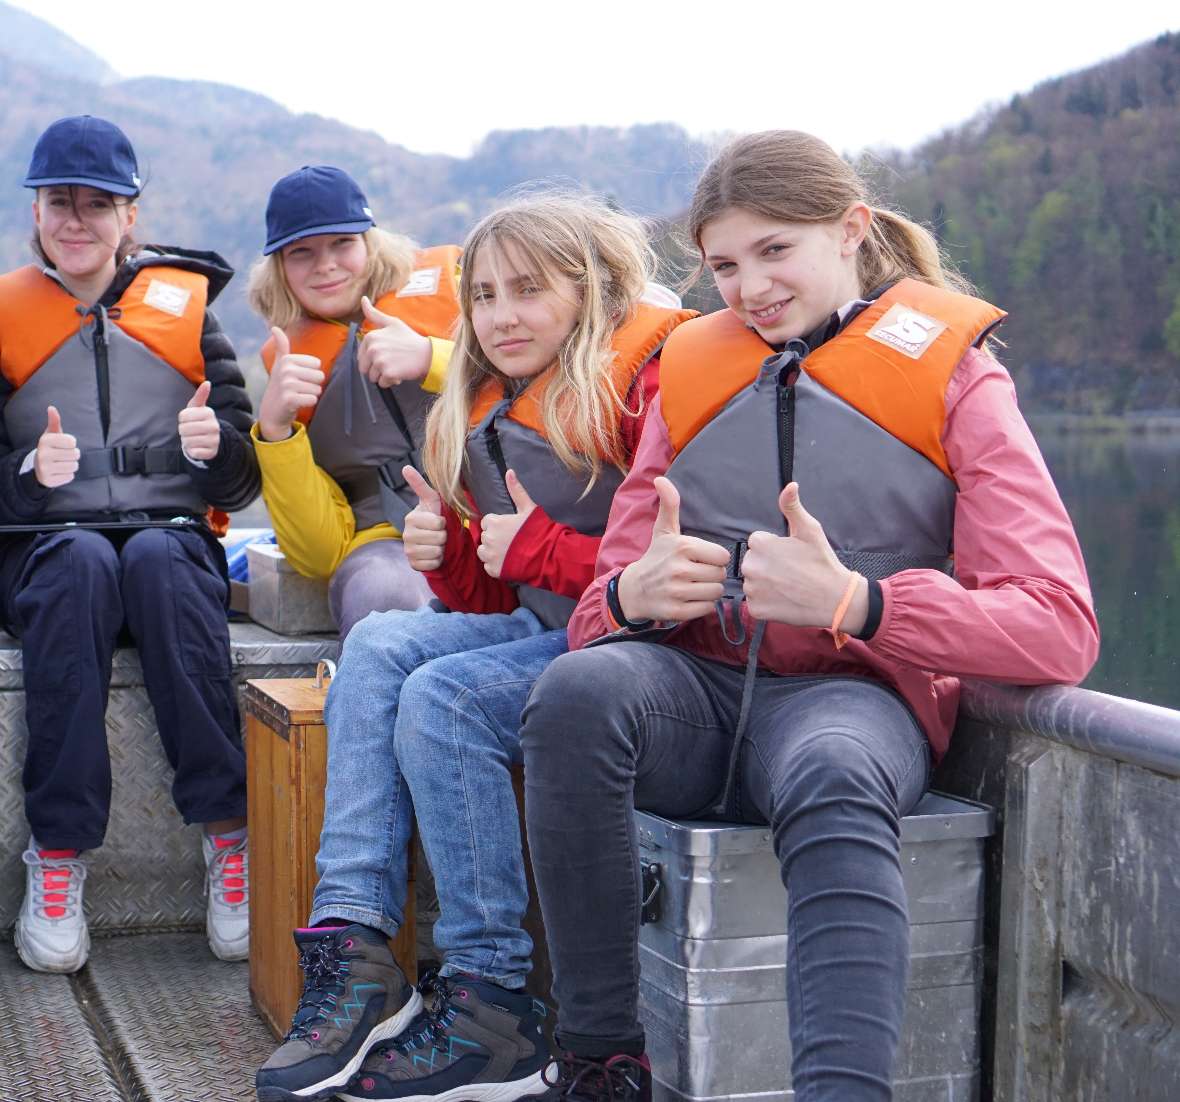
[
  {"xmin": 246, "ymin": 542, "xmax": 336, "ymax": 635},
  {"xmin": 635, "ymin": 792, "xmax": 993, "ymax": 1102}
]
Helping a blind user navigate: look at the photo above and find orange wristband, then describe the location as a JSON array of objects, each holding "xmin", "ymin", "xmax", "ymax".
[{"xmin": 828, "ymin": 572, "xmax": 861, "ymax": 651}]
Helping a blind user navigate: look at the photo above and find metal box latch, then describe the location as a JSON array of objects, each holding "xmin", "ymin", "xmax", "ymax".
[{"xmin": 640, "ymin": 862, "xmax": 662, "ymax": 924}]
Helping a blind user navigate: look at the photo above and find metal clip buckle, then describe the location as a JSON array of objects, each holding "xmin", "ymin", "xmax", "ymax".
[
  {"xmin": 640, "ymin": 862, "xmax": 662, "ymax": 925},
  {"xmin": 314, "ymin": 659, "xmax": 337, "ymax": 690}
]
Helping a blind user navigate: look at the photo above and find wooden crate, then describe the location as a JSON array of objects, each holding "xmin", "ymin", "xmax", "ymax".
[{"xmin": 244, "ymin": 676, "xmax": 416, "ymax": 1038}]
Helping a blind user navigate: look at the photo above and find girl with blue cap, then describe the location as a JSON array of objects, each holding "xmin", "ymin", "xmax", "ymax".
[
  {"xmin": 0, "ymin": 115, "xmax": 260, "ymax": 974},
  {"xmin": 248, "ymin": 165, "xmax": 462, "ymax": 637}
]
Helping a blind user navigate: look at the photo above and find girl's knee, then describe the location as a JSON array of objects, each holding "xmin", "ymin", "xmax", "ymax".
[
  {"xmin": 119, "ymin": 527, "xmax": 174, "ymax": 574},
  {"xmin": 41, "ymin": 529, "xmax": 120, "ymax": 578},
  {"xmin": 339, "ymin": 607, "xmax": 425, "ymax": 665}
]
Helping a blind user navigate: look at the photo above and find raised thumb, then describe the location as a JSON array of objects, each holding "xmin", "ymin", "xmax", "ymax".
[
  {"xmin": 361, "ymin": 295, "xmax": 396, "ymax": 329},
  {"xmin": 187, "ymin": 380, "xmax": 212, "ymax": 408},
  {"xmin": 505, "ymin": 469, "xmax": 535, "ymax": 514},
  {"xmin": 652, "ymin": 476, "xmax": 681, "ymax": 537},
  {"xmin": 403, "ymin": 465, "xmax": 441, "ymax": 514},
  {"xmin": 45, "ymin": 405, "xmax": 62, "ymax": 435},
  {"xmin": 778, "ymin": 482, "xmax": 815, "ymax": 538},
  {"xmin": 270, "ymin": 326, "xmax": 290, "ymax": 362}
]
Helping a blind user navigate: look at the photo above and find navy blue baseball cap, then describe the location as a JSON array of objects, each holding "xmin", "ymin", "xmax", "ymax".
[
  {"xmin": 23, "ymin": 115, "xmax": 142, "ymax": 196},
  {"xmin": 263, "ymin": 165, "xmax": 375, "ymax": 255}
]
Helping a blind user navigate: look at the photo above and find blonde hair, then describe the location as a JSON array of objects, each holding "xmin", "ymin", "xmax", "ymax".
[
  {"xmin": 688, "ymin": 130, "xmax": 974, "ymax": 296},
  {"xmin": 424, "ymin": 194, "xmax": 655, "ymax": 517},
  {"xmin": 246, "ymin": 226, "xmax": 417, "ymax": 328}
]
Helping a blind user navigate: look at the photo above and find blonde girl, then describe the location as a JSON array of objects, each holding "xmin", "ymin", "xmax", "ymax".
[
  {"xmin": 517, "ymin": 131, "xmax": 1099, "ymax": 1102},
  {"xmin": 248, "ymin": 165, "xmax": 461, "ymax": 637},
  {"xmin": 255, "ymin": 194, "xmax": 693, "ymax": 1102}
]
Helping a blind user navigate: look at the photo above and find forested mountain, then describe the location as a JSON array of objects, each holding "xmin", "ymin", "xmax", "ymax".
[
  {"xmin": 1, "ymin": 2, "xmax": 1177, "ymax": 411},
  {"xmin": 0, "ymin": 4, "xmax": 708, "ymax": 357},
  {"xmin": 880, "ymin": 32, "xmax": 1180, "ymax": 412}
]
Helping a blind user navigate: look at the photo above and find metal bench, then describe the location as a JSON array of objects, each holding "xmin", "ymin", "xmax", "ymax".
[{"xmin": 0, "ymin": 621, "xmax": 337, "ymax": 932}]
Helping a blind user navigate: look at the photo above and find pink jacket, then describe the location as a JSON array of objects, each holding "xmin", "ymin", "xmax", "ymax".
[{"xmin": 568, "ymin": 345, "xmax": 1100, "ymax": 760}]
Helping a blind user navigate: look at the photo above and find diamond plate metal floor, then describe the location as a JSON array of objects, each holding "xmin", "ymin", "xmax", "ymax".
[{"xmin": 0, "ymin": 932, "xmax": 275, "ymax": 1102}]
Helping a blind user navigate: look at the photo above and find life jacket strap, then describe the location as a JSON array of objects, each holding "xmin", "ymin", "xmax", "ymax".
[{"xmin": 75, "ymin": 446, "xmax": 184, "ymax": 479}]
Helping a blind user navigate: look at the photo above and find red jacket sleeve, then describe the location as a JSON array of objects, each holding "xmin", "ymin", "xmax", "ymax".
[
  {"xmin": 422, "ymin": 502, "xmax": 519, "ymax": 615},
  {"xmin": 498, "ymin": 355, "xmax": 662, "ymax": 600}
]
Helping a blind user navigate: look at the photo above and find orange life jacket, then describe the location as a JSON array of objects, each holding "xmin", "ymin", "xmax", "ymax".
[
  {"xmin": 259, "ymin": 244, "xmax": 462, "ymax": 425},
  {"xmin": 658, "ymin": 280, "xmax": 1006, "ymax": 603},
  {"xmin": 0, "ymin": 260, "xmax": 232, "ymax": 533}
]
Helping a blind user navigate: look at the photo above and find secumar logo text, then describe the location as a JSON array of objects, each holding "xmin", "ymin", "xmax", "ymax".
[{"xmin": 866, "ymin": 304, "xmax": 947, "ymax": 360}]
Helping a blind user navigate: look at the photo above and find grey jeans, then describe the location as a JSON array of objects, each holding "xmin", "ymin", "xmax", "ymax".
[
  {"xmin": 520, "ymin": 642, "xmax": 931, "ymax": 1102},
  {"xmin": 328, "ymin": 539, "xmax": 433, "ymax": 639}
]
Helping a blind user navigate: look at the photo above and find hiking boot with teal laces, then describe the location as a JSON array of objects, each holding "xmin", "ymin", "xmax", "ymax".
[
  {"xmin": 338, "ymin": 971, "xmax": 553, "ymax": 1102},
  {"xmin": 255, "ymin": 924, "xmax": 423, "ymax": 1102}
]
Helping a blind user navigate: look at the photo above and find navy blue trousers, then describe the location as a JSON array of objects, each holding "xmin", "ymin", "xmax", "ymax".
[{"xmin": 0, "ymin": 527, "xmax": 246, "ymax": 850}]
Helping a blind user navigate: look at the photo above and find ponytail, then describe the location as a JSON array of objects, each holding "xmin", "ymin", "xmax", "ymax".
[{"xmin": 689, "ymin": 131, "xmax": 974, "ymax": 297}]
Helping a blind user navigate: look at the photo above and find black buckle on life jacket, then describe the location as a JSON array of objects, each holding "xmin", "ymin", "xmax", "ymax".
[
  {"xmin": 111, "ymin": 445, "xmax": 147, "ymax": 476},
  {"xmin": 729, "ymin": 539, "xmax": 747, "ymax": 579}
]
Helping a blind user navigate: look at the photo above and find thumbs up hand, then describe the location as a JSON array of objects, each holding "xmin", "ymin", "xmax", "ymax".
[
  {"xmin": 615, "ymin": 475, "xmax": 731, "ymax": 624},
  {"xmin": 741, "ymin": 482, "xmax": 867, "ymax": 632},
  {"xmin": 358, "ymin": 296, "xmax": 432, "ymax": 388},
  {"xmin": 178, "ymin": 380, "xmax": 221, "ymax": 461},
  {"xmin": 258, "ymin": 326, "xmax": 324, "ymax": 442},
  {"xmin": 476, "ymin": 469, "xmax": 539, "ymax": 579},
  {"xmin": 34, "ymin": 405, "xmax": 80, "ymax": 488},
  {"xmin": 401, "ymin": 465, "xmax": 448, "ymax": 572}
]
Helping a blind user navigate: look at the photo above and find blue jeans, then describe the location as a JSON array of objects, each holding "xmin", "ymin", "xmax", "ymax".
[
  {"xmin": 521, "ymin": 643, "xmax": 931, "ymax": 1099},
  {"xmin": 310, "ymin": 605, "xmax": 567, "ymax": 989}
]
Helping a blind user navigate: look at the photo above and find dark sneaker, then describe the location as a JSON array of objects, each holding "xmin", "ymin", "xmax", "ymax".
[
  {"xmin": 337, "ymin": 971, "xmax": 553, "ymax": 1102},
  {"xmin": 255, "ymin": 924, "xmax": 423, "ymax": 1102},
  {"xmin": 535, "ymin": 1053, "xmax": 651, "ymax": 1102}
]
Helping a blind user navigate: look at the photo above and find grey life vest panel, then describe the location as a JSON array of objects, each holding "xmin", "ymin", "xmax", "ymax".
[
  {"xmin": 304, "ymin": 323, "xmax": 436, "ymax": 532},
  {"xmin": 464, "ymin": 399, "xmax": 624, "ymax": 629},
  {"xmin": 3, "ymin": 309, "xmax": 203, "ymax": 521},
  {"xmin": 667, "ymin": 341, "xmax": 957, "ymax": 609}
]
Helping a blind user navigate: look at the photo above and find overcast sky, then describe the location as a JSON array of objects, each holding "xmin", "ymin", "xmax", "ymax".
[{"xmin": 10, "ymin": 1, "xmax": 1179, "ymax": 157}]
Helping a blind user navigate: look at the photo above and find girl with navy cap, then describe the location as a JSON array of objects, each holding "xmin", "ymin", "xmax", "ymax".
[
  {"xmin": 247, "ymin": 165, "xmax": 462, "ymax": 637},
  {"xmin": 0, "ymin": 115, "xmax": 260, "ymax": 973}
]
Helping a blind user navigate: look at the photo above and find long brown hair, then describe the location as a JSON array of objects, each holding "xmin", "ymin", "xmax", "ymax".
[
  {"xmin": 688, "ymin": 130, "xmax": 973, "ymax": 295},
  {"xmin": 423, "ymin": 193, "xmax": 655, "ymax": 517}
]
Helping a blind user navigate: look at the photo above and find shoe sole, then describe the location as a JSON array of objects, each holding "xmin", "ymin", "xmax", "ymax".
[
  {"xmin": 207, "ymin": 916, "xmax": 248, "ymax": 962},
  {"xmin": 14, "ymin": 918, "xmax": 90, "ymax": 974},
  {"xmin": 256, "ymin": 989, "xmax": 425, "ymax": 1102},
  {"xmin": 336, "ymin": 1063, "xmax": 556, "ymax": 1102}
]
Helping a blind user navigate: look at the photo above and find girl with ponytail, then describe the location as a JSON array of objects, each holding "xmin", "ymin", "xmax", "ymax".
[{"xmin": 518, "ymin": 131, "xmax": 1098, "ymax": 1102}]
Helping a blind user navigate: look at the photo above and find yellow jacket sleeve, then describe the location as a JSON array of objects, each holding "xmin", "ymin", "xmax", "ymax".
[
  {"xmin": 423, "ymin": 337, "xmax": 453, "ymax": 394},
  {"xmin": 251, "ymin": 422, "xmax": 397, "ymax": 579}
]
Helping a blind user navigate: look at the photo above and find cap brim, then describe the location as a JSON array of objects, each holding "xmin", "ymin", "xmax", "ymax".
[
  {"xmin": 24, "ymin": 174, "xmax": 140, "ymax": 197},
  {"xmin": 263, "ymin": 219, "xmax": 376, "ymax": 255}
]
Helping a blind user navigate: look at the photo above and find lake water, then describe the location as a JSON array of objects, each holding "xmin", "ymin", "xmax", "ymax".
[{"xmin": 1034, "ymin": 426, "xmax": 1180, "ymax": 711}]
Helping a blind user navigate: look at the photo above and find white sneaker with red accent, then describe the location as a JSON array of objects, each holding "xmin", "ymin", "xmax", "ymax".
[
  {"xmin": 203, "ymin": 831, "xmax": 249, "ymax": 961},
  {"xmin": 15, "ymin": 838, "xmax": 90, "ymax": 974}
]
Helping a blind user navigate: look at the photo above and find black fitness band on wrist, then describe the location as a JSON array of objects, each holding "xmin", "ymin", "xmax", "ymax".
[
  {"xmin": 854, "ymin": 577, "xmax": 883, "ymax": 641},
  {"xmin": 607, "ymin": 572, "xmax": 655, "ymax": 631}
]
